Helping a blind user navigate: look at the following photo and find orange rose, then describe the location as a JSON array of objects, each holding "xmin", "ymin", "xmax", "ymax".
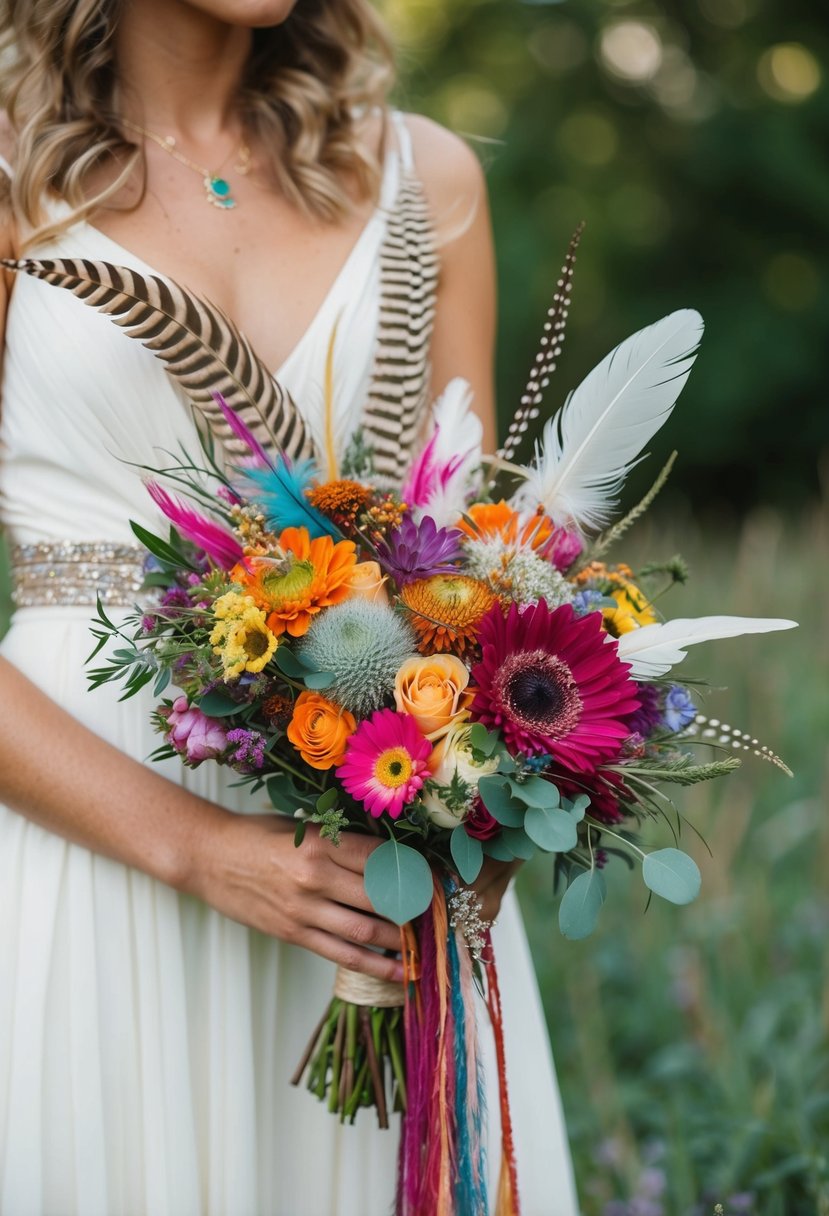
[
  {"xmin": 394, "ymin": 654, "xmax": 471, "ymax": 739},
  {"xmin": 287, "ymin": 691, "xmax": 356, "ymax": 770},
  {"xmin": 346, "ymin": 560, "xmax": 389, "ymax": 605}
]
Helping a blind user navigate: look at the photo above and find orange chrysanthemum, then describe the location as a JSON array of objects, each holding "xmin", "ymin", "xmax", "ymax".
[
  {"xmin": 306, "ymin": 479, "xmax": 372, "ymax": 522},
  {"xmin": 457, "ymin": 500, "xmax": 555, "ymax": 551},
  {"xmin": 232, "ymin": 526, "xmax": 357, "ymax": 638},
  {"xmin": 400, "ymin": 574, "xmax": 497, "ymax": 659}
]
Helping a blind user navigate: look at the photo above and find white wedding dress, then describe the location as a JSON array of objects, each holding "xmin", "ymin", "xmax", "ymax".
[{"xmin": 0, "ymin": 115, "xmax": 580, "ymax": 1216}]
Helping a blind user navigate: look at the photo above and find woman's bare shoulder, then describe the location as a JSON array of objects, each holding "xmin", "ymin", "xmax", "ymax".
[{"xmin": 398, "ymin": 112, "xmax": 487, "ymax": 243}]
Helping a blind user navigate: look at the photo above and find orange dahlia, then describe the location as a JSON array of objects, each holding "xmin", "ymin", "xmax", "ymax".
[
  {"xmin": 232, "ymin": 526, "xmax": 357, "ymax": 638},
  {"xmin": 400, "ymin": 574, "xmax": 497, "ymax": 659}
]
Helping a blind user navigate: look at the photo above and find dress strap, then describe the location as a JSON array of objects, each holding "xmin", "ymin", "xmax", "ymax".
[{"xmin": 390, "ymin": 111, "xmax": 415, "ymax": 175}]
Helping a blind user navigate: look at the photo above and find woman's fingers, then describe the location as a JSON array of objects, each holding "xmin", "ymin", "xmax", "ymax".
[
  {"xmin": 315, "ymin": 830, "xmax": 382, "ymax": 876},
  {"xmin": 315, "ymin": 900, "xmax": 402, "ymax": 955},
  {"xmin": 299, "ymin": 927, "xmax": 404, "ymax": 984}
]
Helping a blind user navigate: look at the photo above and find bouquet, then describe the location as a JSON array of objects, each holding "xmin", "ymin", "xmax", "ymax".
[{"xmin": 75, "ymin": 230, "xmax": 794, "ymax": 1216}]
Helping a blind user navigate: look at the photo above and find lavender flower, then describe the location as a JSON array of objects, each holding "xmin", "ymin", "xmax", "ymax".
[
  {"xmin": 662, "ymin": 685, "xmax": 697, "ymax": 732},
  {"xmin": 226, "ymin": 727, "xmax": 267, "ymax": 771},
  {"xmin": 376, "ymin": 514, "xmax": 462, "ymax": 585}
]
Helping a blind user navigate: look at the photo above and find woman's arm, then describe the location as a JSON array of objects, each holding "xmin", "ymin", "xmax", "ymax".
[{"xmin": 0, "ymin": 655, "xmax": 404, "ymax": 979}]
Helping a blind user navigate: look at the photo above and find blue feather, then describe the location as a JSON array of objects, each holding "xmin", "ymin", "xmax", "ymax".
[{"xmin": 237, "ymin": 458, "xmax": 339, "ymax": 540}]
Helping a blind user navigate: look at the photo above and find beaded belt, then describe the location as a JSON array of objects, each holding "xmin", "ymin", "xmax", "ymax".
[{"xmin": 10, "ymin": 541, "xmax": 146, "ymax": 608}]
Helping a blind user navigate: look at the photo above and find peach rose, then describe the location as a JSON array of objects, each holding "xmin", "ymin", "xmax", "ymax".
[
  {"xmin": 287, "ymin": 691, "xmax": 357, "ymax": 770},
  {"xmin": 394, "ymin": 654, "xmax": 471, "ymax": 739},
  {"xmin": 346, "ymin": 561, "xmax": 389, "ymax": 605}
]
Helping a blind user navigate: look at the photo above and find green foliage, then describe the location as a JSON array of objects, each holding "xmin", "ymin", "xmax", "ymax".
[
  {"xmin": 642, "ymin": 847, "xmax": 702, "ymax": 905},
  {"xmin": 450, "ymin": 824, "xmax": 484, "ymax": 884},
  {"xmin": 364, "ymin": 837, "xmax": 434, "ymax": 925},
  {"xmin": 559, "ymin": 868, "xmax": 608, "ymax": 941}
]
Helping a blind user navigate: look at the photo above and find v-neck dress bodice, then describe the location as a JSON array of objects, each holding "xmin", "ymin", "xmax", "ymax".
[
  {"xmin": 0, "ymin": 113, "xmax": 580, "ymax": 1216},
  {"xmin": 0, "ymin": 124, "xmax": 403, "ymax": 549}
]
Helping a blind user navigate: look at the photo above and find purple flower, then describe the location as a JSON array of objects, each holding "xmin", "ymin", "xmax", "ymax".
[
  {"xmin": 226, "ymin": 727, "xmax": 267, "ymax": 771},
  {"xmin": 160, "ymin": 586, "xmax": 192, "ymax": 612},
  {"xmin": 376, "ymin": 514, "xmax": 462, "ymax": 585},
  {"xmin": 627, "ymin": 683, "xmax": 662, "ymax": 737},
  {"xmin": 140, "ymin": 613, "xmax": 157, "ymax": 634},
  {"xmin": 662, "ymin": 685, "xmax": 696, "ymax": 732},
  {"xmin": 164, "ymin": 696, "xmax": 228, "ymax": 765}
]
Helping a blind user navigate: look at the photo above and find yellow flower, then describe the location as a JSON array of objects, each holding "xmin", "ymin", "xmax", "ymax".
[
  {"xmin": 210, "ymin": 592, "xmax": 278, "ymax": 679},
  {"xmin": 602, "ymin": 583, "xmax": 657, "ymax": 636}
]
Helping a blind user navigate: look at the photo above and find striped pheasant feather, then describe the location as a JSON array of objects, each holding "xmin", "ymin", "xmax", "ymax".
[{"xmin": 1, "ymin": 257, "xmax": 316, "ymax": 463}]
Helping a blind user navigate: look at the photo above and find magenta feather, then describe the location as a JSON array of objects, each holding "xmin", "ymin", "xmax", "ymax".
[
  {"xmin": 402, "ymin": 429, "xmax": 466, "ymax": 510},
  {"xmin": 213, "ymin": 392, "xmax": 272, "ymax": 468},
  {"xmin": 145, "ymin": 481, "xmax": 244, "ymax": 569}
]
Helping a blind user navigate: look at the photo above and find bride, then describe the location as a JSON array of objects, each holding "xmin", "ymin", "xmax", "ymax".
[{"xmin": 0, "ymin": 1, "xmax": 580, "ymax": 1212}]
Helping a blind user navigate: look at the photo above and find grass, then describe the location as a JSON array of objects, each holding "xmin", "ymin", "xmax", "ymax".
[
  {"xmin": 518, "ymin": 496, "xmax": 829, "ymax": 1215},
  {"xmin": 2, "ymin": 499, "xmax": 826, "ymax": 1214}
]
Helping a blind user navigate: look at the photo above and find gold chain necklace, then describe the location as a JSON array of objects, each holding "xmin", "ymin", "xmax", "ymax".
[{"xmin": 122, "ymin": 118, "xmax": 251, "ymax": 210}]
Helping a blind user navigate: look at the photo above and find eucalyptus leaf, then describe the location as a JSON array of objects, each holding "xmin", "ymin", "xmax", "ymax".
[
  {"xmin": 524, "ymin": 805, "xmax": 579, "ymax": 853},
  {"xmin": 450, "ymin": 826, "xmax": 484, "ymax": 884},
  {"xmin": 478, "ymin": 775, "xmax": 526, "ymax": 827},
  {"xmin": 303, "ymin": 670, "xmax": 337, "ymax": 691},
  {"xmin": 198, "ymin": 691, "xmax": 241, "ymax": 718},
  {"xmin": 274, "ymin": 647, "xmax": 311, "ymax": 678},
  {"xmin": 501, "ymin": 827, "xmax": 537, "ymax": 861},
  {"xmin": 468, "ymin": 723, "xmax": 498, "ymax": 757},
  {"xmin": 564, "ymin": 794, "xmax": 591, "ymax": 821},
  {"xmin": 642, "ymin": 848, "xmax": 701, "ymax": 905},
  {"xmin": 315, "ymin": 787, "xmax": 339, "ymax": 813},
  {"xmin": 559, "ymin": 869, "xmax": 608, "ymax": 939},
  {"xmin": 509, "ymin": 775, "xmax": 560, "ymax": 809},
  {"xmin": 364, "ymin": 839, "xmax": 434, "ymax": 926},
  {"xmin": 482, "ymin": 835, "xmax": 516, "ymax": 862}
]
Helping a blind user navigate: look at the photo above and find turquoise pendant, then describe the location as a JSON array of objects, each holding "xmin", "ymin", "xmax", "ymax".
[{"xmin": 204, "ymin": 174, "xmax": 236, "ymax": 210}]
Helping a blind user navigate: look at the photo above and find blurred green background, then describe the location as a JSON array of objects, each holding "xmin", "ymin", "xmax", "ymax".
[
  {"xmin": 2, "ymin": 3, "xmax": 827, "ymax": 1213},
  {"xmin": 380, "ymin": 1, "xmax": 828, "ymax": 1213}
]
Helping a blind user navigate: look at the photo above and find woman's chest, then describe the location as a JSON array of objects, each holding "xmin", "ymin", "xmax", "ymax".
[{"xmin": 86, "ymin": 184, "xmax": 380, "ymax": 375}]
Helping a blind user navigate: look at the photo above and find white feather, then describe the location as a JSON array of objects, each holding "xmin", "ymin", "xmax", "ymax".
[
  {"xmin": 410, "ymin": 378, "xmax": 483, "ymax": 527},
  {"xmin": 616, "ymin": 615, "xmax": 798, "ymax": 678},
  {"xmin": 511, "ymin": 309, "xmax": 704, "ymax": 531},
  {"xmin": 430, "ymin": 378, "xmax": 482, "ymax": 466}
]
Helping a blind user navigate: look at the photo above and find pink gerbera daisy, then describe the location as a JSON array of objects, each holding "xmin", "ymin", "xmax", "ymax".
[
  {"xmin": 470, "ymin": 600, "xmax": 640, "ymax": 774},
  {"xmin": 336, "ymin": 709, "xmax": 433, "ymax": 819}
]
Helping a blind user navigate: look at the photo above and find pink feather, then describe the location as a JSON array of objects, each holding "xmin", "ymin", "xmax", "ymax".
[
  {"xmin": 145, "ymin": 481, "xmax": 244, "ymax": 569},
  {"xmin": 213, "ymin": 392, "xmax": 272, "ymax": 468}
]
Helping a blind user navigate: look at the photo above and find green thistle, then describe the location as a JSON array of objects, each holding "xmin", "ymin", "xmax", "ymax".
[{"xmin": 299, "ymin": 600, "xmax": 416, "ymax": 716}]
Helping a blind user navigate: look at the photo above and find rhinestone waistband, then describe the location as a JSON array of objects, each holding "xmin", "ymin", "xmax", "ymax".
[{"xmin": 10, "ymin": 541, "xmax": 146, "ymax": 608}]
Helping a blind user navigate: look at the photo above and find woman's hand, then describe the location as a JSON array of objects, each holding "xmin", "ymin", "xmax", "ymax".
[
  {"xmin": 188, "ymin": 812, "xmax": 404, "ymax": 983},
  {"xmin": 473, "ymin": 857, "xmax": 522, "ymax": 923}
]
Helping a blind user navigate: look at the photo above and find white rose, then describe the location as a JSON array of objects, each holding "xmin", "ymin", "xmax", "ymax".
[{"xmin": 421, "ymin": 720, "xmax": 500, "ymax": 829}]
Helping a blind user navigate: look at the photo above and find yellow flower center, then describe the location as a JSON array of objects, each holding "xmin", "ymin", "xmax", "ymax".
[
  {"xmin": 374, "ymin": 746, "xmax": 414, "ymax": 789},
  {"xmin": 261, "ymin": 559, "xmax": 315, "ymax": 608}
]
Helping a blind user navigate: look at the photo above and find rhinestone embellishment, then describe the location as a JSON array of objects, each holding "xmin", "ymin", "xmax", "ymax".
[{"xmin": 11, "ymin": 541, "xmax": 146, "ymax": 608}]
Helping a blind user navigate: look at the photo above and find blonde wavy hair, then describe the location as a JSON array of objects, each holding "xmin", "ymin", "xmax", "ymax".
[{"xmin": 0, "ymin": 0, "xmax": 395, "ymax": 247}]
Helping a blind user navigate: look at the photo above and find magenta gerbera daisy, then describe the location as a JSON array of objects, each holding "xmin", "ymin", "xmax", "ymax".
[
  {"xmin": 336, "ymin": 709, "xmax": 432, "ymax": 819},
  {"xmin": 470, "ymin": 600, "xmax": 640, "ymax": 774}
]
